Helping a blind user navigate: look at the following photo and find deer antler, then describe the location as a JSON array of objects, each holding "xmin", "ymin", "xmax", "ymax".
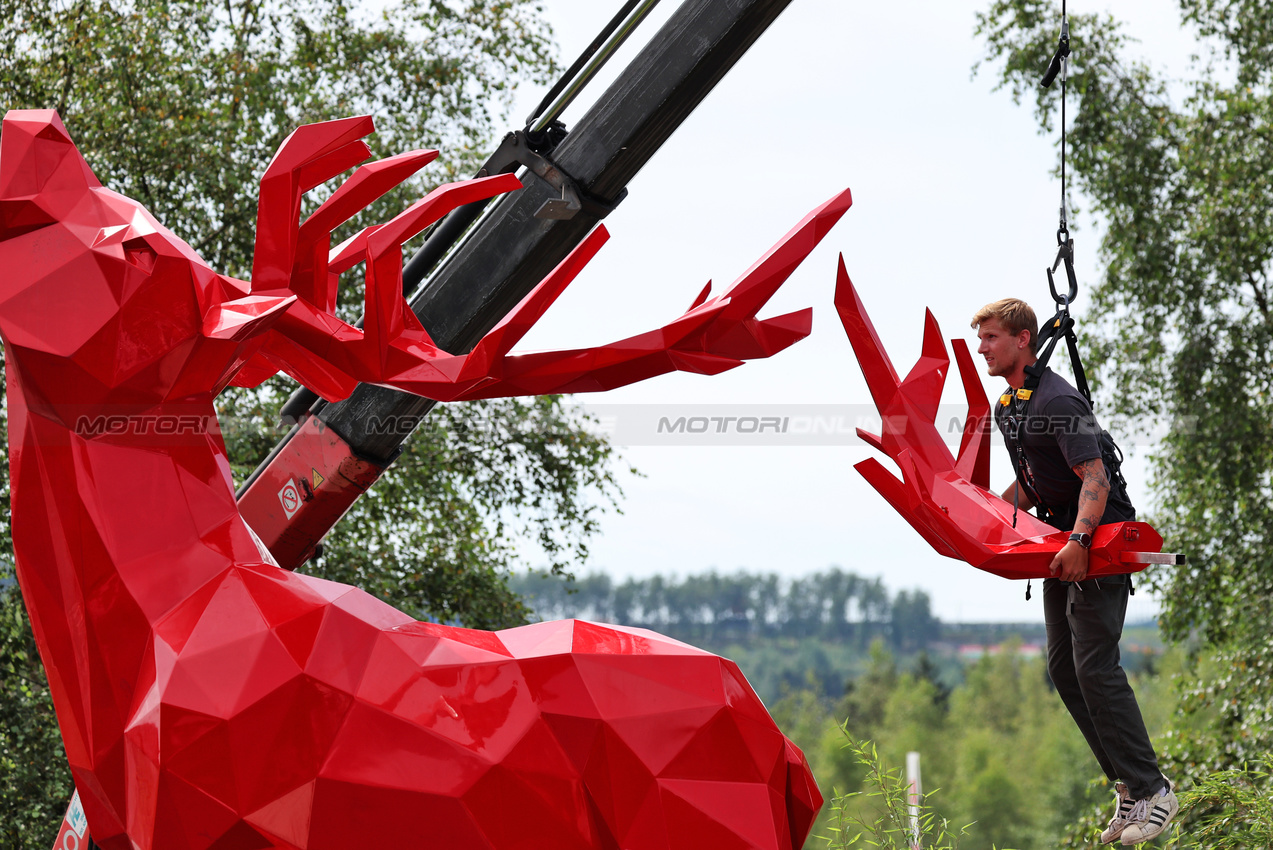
[
  {"xmin": 231, "ymin": 116, "xmax": 852, "ymax": 402},
  {"xmin": 836, "ymin": 257, "xmax": 1167, "ymax": 580}
]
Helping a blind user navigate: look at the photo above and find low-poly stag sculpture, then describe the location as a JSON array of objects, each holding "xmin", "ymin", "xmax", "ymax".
[{"xmin": 0, "ymin": 110, "xmax": 849, "ymax": 849}]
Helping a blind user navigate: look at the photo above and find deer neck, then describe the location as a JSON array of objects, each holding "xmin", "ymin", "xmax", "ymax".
[{"xmin": 5, "ymin": 362, "xmax": 271, "ymax": 770}]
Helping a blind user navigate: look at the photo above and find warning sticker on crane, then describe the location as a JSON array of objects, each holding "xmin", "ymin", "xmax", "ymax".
[
  {"xmin": 279, "ymin": 479, "xmax": 302, "ymax": 519},
  {"xmin": 312, "ymin": 468, "xmax": 325, "ymax": 489},
  {"xmin": 54, "ymin": 789, "xmax": 88, "ymax": 848}
]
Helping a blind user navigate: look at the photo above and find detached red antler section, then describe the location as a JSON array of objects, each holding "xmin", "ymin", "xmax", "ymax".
[
  {"xmin": 835, "ymin": 258, "xmax": 1171, "ymax": 581},
  {"xmin": 0, "ymin": 110, "xmax": 837, "ymax": 850}
]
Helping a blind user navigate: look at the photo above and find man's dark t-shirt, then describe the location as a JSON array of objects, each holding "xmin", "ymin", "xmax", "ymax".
[{"xmin": 994, "ymin": 367, "xmax": 1136, "ymax": 530}]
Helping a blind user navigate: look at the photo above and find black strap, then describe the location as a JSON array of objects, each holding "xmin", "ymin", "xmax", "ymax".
[
  {"xmin": 1004, "ymin": 390, "xmax": 1055, "ymax": 526},
  {"xmin": 1024, "ymin": 310, "xmax": 1090, "ymax": 401},
  {"xmin": 1065, "ymin": 327, "xmax": 1090, "ymax": 402}
]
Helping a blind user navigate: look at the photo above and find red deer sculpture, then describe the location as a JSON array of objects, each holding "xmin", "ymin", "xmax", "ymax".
[{"xmin": 0, "ymin": 110, "xmax": 846, "ymax": 849}]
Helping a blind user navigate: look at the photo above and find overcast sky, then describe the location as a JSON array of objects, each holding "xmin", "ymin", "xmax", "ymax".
[{"xmin": 487, "ymin": 0, "xmax": 1203, "ymax": 622}]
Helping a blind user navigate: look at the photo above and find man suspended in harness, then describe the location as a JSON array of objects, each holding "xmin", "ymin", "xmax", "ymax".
[{"xmin": 971, "ymin": 297, "xmax": 1177, "ymax": 845}]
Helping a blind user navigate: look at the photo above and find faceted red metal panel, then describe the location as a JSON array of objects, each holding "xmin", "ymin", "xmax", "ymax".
[
  {"xmin": 0, "ymin": 110, "xmax": 837, "ymax": 849},
  {"xmin": 836, "ymin": 258, "xmax": 1166, "ymax": 580}
]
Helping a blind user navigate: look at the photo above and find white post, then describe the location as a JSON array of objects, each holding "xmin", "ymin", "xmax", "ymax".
[{"xmin": 906, "ymin": 751, "xmax": 922, "ymax": 849}]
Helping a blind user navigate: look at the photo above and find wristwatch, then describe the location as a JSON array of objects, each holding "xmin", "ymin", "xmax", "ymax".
[{"xmin": 1068, "ymin": 532, "xmax": 1092, "ymax": 549}]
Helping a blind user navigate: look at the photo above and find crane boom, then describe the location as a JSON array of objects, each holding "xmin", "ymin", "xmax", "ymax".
[{"xmin": 236, "ymin": 0, "xmax": 798, "ymax": 568}]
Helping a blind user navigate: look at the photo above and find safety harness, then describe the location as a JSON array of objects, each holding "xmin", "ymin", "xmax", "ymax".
[
  {"xmin": 1000, "ymin": 306, "xmax": 1129, "ymax": 532},
  {"xmin": 1000, "ymin": 311, "xmax": 1132, "ymax": 602}
]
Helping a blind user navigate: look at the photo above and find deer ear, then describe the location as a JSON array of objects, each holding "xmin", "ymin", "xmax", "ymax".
[
  {"xmin": 0, "ymin": 110, "xmax": 101, "ymax": 240},
  {"xmin": 203, "ymin": 293, "xmax": 296, "ymax": 342}
]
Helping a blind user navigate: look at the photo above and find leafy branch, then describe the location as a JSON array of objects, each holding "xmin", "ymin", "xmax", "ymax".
[{"xmin": 819, "ymin": 728, "xmax": 988, "ymax": 850}]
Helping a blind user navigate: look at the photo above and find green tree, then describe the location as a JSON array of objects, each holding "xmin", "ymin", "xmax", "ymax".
[
  {"xmin": 975, "ymin": 0, "xmax": 1273, "ymax": 787},
  {"xmin": 0, "ymin": 583, "xmax": 73, "ymax": 849},
  {"xmin": 0, "ymin": 0, "xmax": 557, "ymax": 278},
  {"xmin": 875, "ymin": 670, "xmax": 951, "ymax": 793},
  {"xmin": 826, "ymin": 639, "xmax": 900, "ymax": 795},
  {"xmin": 945, "ymin": 650, "xmax": 1035, "ymax": 850},
  {"xmin": 891, "ymin": 589, "xmax": 940, "ymax": 651},
  {"xmin": 808, "ymin": 641, "xmax": 1177, "ymax": 850}
]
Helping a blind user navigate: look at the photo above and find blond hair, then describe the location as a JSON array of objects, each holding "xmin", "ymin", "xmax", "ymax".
[{"xmin": 971, "ymin": 299, "xmax": 1038, "ymax": 355}]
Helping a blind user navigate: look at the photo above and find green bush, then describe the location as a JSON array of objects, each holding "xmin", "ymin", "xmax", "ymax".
[{"xmin": 1164, "ymin": 758, "xmax": 1273, "ymax": 849}]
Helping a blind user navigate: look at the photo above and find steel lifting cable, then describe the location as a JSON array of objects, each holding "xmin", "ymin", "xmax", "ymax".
[
  {"xmin": 1032, "ymin": 0, "xmax": 1094, "ymax": 403},
  {"xmin": 1041, "ymin": 0, "xmax": 1076, "ymax": 312},
  {"xmin": 1055, "ymin": 0, "xmax": 1070, "ymax": 241}
]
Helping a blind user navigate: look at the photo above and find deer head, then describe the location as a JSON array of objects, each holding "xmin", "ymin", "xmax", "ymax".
[{"xmin": 0, "ymin": 110, "xmax": 293, "ymax": 420}]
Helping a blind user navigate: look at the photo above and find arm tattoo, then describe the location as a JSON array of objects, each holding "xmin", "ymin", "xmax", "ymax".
[{"xmin": 1072, "ymin": 458, "xmax": 1109, "ymax": 535}]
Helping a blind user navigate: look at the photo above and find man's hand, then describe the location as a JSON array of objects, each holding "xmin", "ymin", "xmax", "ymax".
[{"xmin": 1049, "ymin": 540, "xmax": 1090, "ymax": 582}]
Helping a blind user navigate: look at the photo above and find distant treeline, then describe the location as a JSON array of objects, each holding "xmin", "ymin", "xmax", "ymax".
[{"xmin": 510, "ymin": 568, "xmax": 940, "ymax": 651}]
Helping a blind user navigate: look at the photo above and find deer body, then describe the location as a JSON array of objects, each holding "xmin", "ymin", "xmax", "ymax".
[{"xmin": 0, "ymin": 111, "xmax": 837, "ymax": 849}]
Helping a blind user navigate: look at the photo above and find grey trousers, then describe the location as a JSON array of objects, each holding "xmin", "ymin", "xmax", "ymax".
[{"xmin": 1043, "ymin": 575, "xmax": 1164, "ymax": 800}]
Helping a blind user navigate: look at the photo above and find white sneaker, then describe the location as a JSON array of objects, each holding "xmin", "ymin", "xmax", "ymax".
[
  {"xmin": 1120, "ymin": 781, "xmax": 1179, "ymax": 845},
  {"xmin": 1100, "ymin": 781, "xmax": 1134, "ymax": 844}
]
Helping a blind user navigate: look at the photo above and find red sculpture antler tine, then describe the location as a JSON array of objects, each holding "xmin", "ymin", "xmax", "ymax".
[
  {"xmin": 835, "ymin": 257, "xmax": 903, "ymax": 414},
  {"xmin": 687, "ymin": 281, "xmax": 713, "ymax": 312},
  {"xmin": 459, "ymin": 225, "xmax": 611, "ymax": 380},
  {"xmin": 229, "ymin": 174, "xmax": 521, "ymax": 400},
  {"xmin": 328, "ymin": 224, "xmax": 380, "ymax": 277},
  {"xmin": 711, "ymin": 188, "xmax": 852, "ymax": 325},
  {"xmin": 301, "ymin": 150, "xmax": 440, "ymax": 241},
  {"xmin": 445, "ymin": 331, "xmax": 740, "ymax": 400},
  {"xmin": 251, "ymin": 115, "xmax": 376, "ymax": 292},
  {"xmin": 743, "ymin": 307, "xmax": 815, "ymax": 361},
  {"xmin": 439, "ymin": 249, "xmax": 736, "ymax": 399},
  {"xmin": 327, "ymin": 172, "xmax": 522, "ymax": 285},
  {"xmin": 361, "ymin": 173, "xmax": 524, "ymax": 368},
  {"xmin": 857, "ymin": 427, "xmax": 886, "ymax": 453},
  {"xmin": 854, "ymin": 456, "xmax": 964, "ymax": 560},
  {"xmin": 839, "ymin": 266, "xmax": 962, "ymax": 474},
  {"xmin": 952, "ymin": 338, "xmax": 993, "ymax": 489},
  {"xmin": 900, "ymin": 310, "xmax": 949, "ymax": 424},
  {"xmin": 354, "ymin": 191, "xmax": 843, "ymax": 401},
  {"xmin": 293, "ymin": 149, "xmax": 439, "ymax": 312},
  {"xmin": 695, "ymin": 188, "xmax": 852, "ymax": 358}
]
